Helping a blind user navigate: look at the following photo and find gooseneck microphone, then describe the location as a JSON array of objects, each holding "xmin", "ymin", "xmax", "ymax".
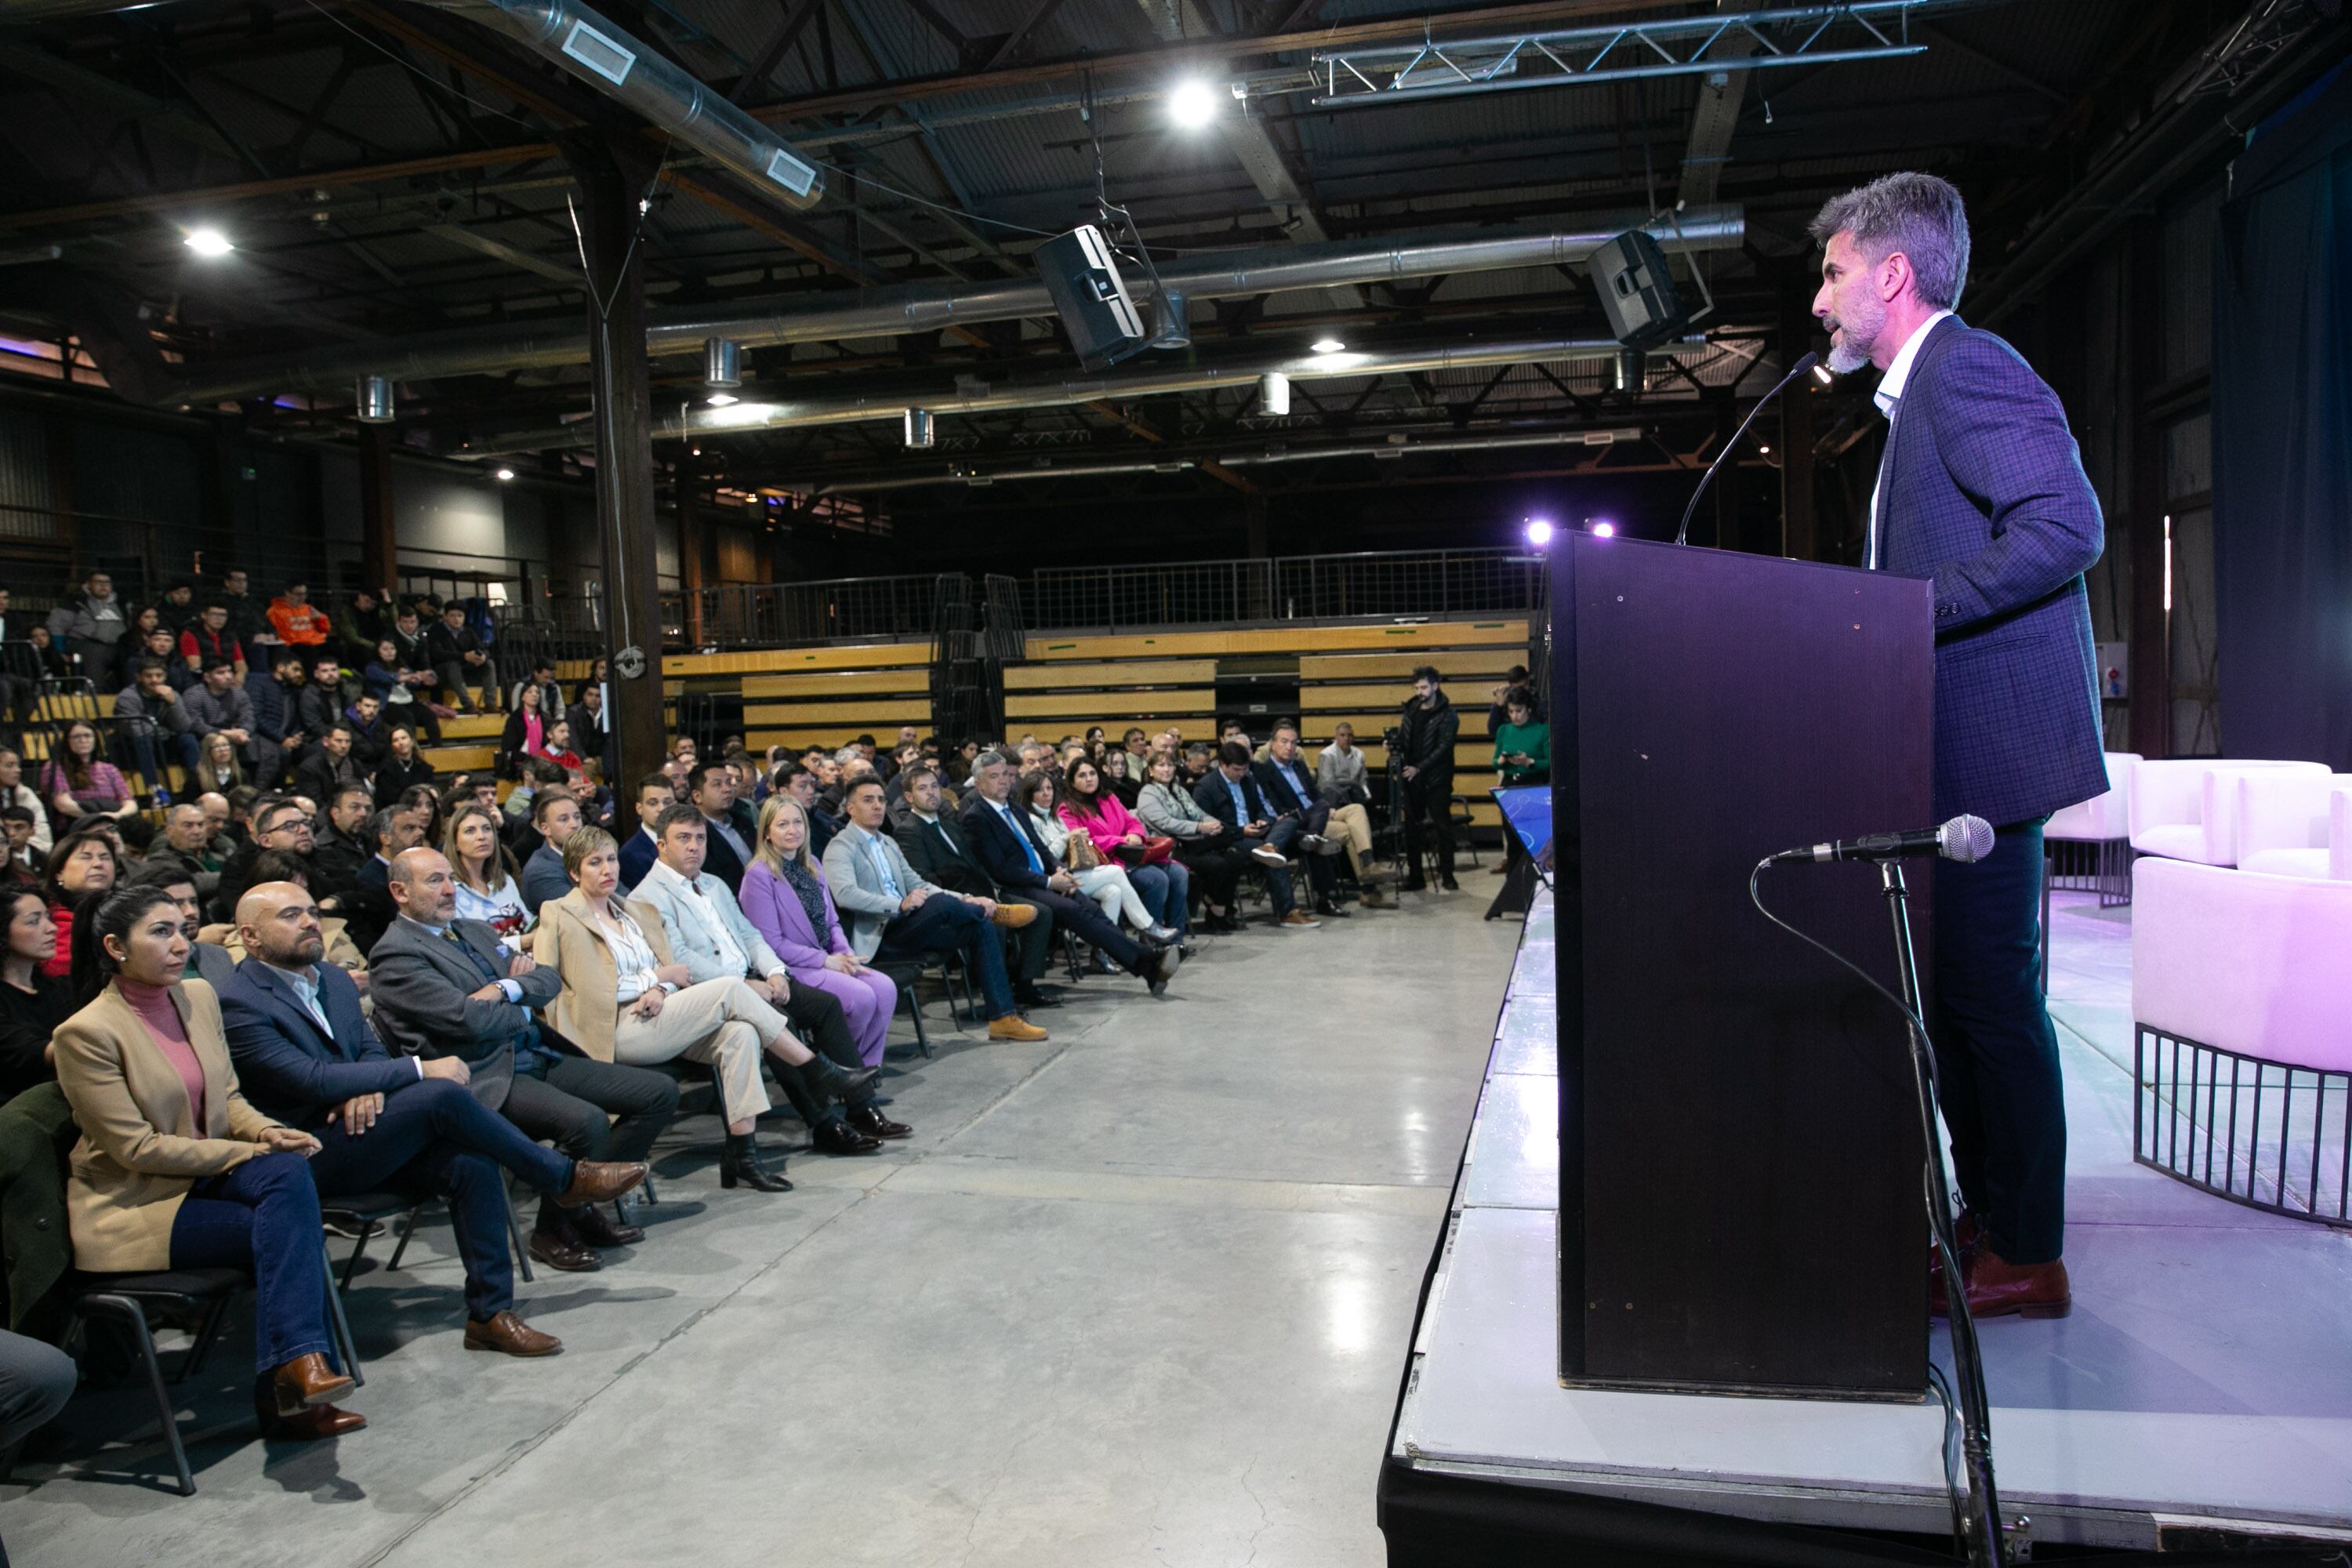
[
  {"xmin": 1673, "ymin": 350, "xmax": 1822, "ymax": 547},
  {"xmin": 1768, "ymin": 814, "xmax": 1995, "ymax": 867}
]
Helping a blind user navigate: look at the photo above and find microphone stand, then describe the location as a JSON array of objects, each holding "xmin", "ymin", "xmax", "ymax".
[
  {"xmin": 1673, "ymin": 351, "xmax": 1821, "ymax": 546},
  {"xmin": 1882, "ymin": 862, "xmax": 2008, "ymax": 1567}
]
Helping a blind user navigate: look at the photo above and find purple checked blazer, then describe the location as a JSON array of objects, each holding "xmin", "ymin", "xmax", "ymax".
[
  {"xmin": 737, "ymin": 859, "xmax": 851, "ymax": 978},
  {"xmin": 1882, "ymin": 316, "xmax": 2108, "ymax": 828}
]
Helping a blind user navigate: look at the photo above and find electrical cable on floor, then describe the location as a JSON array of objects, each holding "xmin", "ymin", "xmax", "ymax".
[
  {"xmin": 1926, "ymin": 1362, "xmax": 1968, "ymax": 1556},
  {"xmin": 1750, "ymin": 861, "xmax": 2005, "ymax": 1568}
]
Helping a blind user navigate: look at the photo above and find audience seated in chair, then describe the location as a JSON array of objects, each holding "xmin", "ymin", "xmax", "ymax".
[
  {"xmin": 1021, "ymin": 769, "xmax": 1171, "ymax": 942},
  {"xmin": 892, "ymin": 765, "xmax": 1056, "ymax": 1010},
  {"xmin": 1060, "ymin": 757, "xmax": 1191, "ymax": 942},
  {"xmin": 1253, "ymin": 723, "xmax": 1353, "ymax": 918},
  {"xmin": 742, "ymin": 795, "xmax": 911, "ymax": 1091},
  {"xmin": 616, "ymin": 773, "xmax": 673, "ymax": 895},
  {"xmin": 623, "ymin": 808, "xmax": 897, "ymax": 1156},
  {"xmin": 1192, "ymin": 742, "xmax": 1319, "ymax": 930},
  {"xmin": 1135, "ymin": 751, "xmax": 1252, "ymax": 935},
  {"xmin": 368, "ymin": 848, "xmax": 679, "ymax": 1273},
  {"xmin": 220, "ymin": 881, "xmax": 642, "ymax": 1358},
  {"xmin": 534, "ymin": 822, "xmax": 878, "ymax": 1192}
]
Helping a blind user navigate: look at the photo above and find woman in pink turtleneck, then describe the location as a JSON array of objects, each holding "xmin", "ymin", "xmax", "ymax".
[{"xmin": 51, "ymin": 886, "xmax": 365, "ymax": 1442}]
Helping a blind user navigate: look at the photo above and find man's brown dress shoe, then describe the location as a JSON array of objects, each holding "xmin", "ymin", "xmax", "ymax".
[
  {"xmin": 989, "ymin": 1015, "xmax": 1048, "ymax": 1041},
  {"xmin": 465, "ymin": 1310, "xmax": 564, "ymax": 1356},
  {"xmin": 557, "ymin": 1160, "xmax": 648, "ymax": 1207},
  {"xmin": 990, "ymin": 903, "xmax": 1037, "ymax": 929},
  {"xmin": 256, "ymin": 1397, "xmax": 367, "ymax": 1440},
  {"xmin": 1932, "ymin": 1249, "xmax": 2071, "ymax": 1319},
  {"xmin": 528, "ymin": 1227, "xmax": 603, "ymax": 1272},
  {"xmin": 572, "ymin": 1204, "xmax": 644, "ymax": 1248},
  {"xmin": 271, "ymin": 1352, "xmax": 355, "ymax": 1416}
]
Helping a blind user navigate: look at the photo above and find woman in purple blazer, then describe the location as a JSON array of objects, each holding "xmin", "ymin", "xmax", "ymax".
[{"xmin": 739, "ymin": 795, "xmax": 898, "ymax": 1068}]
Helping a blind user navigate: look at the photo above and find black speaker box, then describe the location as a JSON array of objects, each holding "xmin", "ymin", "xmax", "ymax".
[
  {"xmin": 1588, "ymin": 229, "xmax": 1688, "ymax": 350},
  {"xmin": 1035, "ymin": 225, "xmax": 1149, "ymax": 371}
]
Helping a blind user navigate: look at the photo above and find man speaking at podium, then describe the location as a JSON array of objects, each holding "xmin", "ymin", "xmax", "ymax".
[{"xmin": 1810, "ymin": 172, "xmax": 2107, "ymax": 1319}]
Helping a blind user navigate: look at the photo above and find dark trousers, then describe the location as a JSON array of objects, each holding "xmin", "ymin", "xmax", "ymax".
[
  {"xmin": 167, "ymin": 1150, "xmax": 336, "ymax": 1374},
  {"xmin": 383, "ymin": 699, "xmax": 440, "ymax": 743},
  {"xmin": 1274, "ymin": 808, "xmax": 1338, "ymax": 899},
  {"xmin": 1237, "ymin": 822, "xmax": 1298, "ymax": 918},
  {"xmin": 0, "ymin": 1327, "xmax": 73, "ymax": 1448},
  {"xmin": 67, "ymin": 639, "xmax": 120, "ymax": 693},
  {"xmin": 1003, "ymin": 882, "xmax": 1147, "ymax": 971},
  {"xmin": 434, "ymin": 660, "xmax": 483, "ymax": 713},
  {"xmin": 1930, "ymin": 815, "xmax": 2067, "ymax": 1266},
  {"xmin": 766, "ymin": 982, "xmax": 863, "ymax": 1127},
  {"xmin": 123, "ymin": 730, "xmax": 201, "ymax": 797},
  {"xmin": 503, "ymin": 1055, "xmax": 679, "ymax": 1232},
  {"xmin": 1402, "ymin": 773, "xmax": 1456, "ymax": 877},
  {"xmin": 935, "ymin": 860, "xmax": 1053, "ymax": 984},
  {"xmin": 306, "ymin": 1077, "xmax": 572, "ymax": 1320},
  {"xmin": 1175, "ymin": 840, "xmax": 1247, "ymax": 913},
  {"xmin": 876, "ymin": 894, "xmax": 1016, "ymax": 1019}
]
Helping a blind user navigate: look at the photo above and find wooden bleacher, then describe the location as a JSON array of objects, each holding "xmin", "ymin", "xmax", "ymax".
[{"xmin": 1017, "ymin": 620, "xmax": 1533, "ymax": 834}]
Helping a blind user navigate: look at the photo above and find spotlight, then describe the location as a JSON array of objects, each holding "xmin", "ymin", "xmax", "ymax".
[
  {"xmin": 1524, "ymin": 518, "xmax": 1555, "ymax": 546},
  {"xmin": 1169, "ymin": 78, "xmax": 1219, "ymax": 129},
  {"xmin": 1757, "ymin": 442, "xmax": 1771, "ymax": 455},
  {"xmin": 1810, "ymin": 362, "xmax": 1835, "ymax": 386},
  {"xmin": 707, "ymin": 391, "xmax": 739, "ymax": 407},
  {"xmin": 1590, "ymin": 520, "xmax": 1617, "ymax": 539},
  {"xmin": 1310, "ymin": 336, "xmax": 1345, "ymax": 354},
  {"xmin": 183, "ymin": 227, "xmax": 233, "ymax": 257},
  {"xmin": 494, "ymin": 467, "xmax": 516, "ymax": 481}
]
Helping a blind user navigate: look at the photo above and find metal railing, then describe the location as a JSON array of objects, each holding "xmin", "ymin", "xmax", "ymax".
[
  {"xmin": 1025, "ymin": 549, "xmax": 1545, "ymax": 633},
  {"xmin": 642, "ymin": 575, "xmax": 946, "ymax": 650}
]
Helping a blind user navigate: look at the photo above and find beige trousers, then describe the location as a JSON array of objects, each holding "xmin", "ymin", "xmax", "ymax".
[
  {"xmin": 611, "ymin": 977, "xmax": 785, "ymax": 1124},
  {"xmin": 1326, "ymin": 803, "xmax": 1374, "ymax": 877}
]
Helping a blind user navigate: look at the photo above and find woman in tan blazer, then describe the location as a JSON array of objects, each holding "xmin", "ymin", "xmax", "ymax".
[
  {"xmin": 53, "ymin": 885, "xmax": 364, "ymax": 1441},
  {"xmin": 534, "ymin": 827, "xmax": 864, "ymax": 1193}
]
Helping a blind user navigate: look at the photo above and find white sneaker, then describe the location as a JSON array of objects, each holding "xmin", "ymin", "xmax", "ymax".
[
  {"xmin": 1144, "ymin": 924, "xmax": 1180, "ymax": 942},
  {"xmin": 1250, "ymin": 845, "xmax": 1287, "ymax": 866}
]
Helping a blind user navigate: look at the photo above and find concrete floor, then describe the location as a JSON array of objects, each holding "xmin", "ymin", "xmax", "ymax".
[{"xmin": 3, "ymin": 887, "xmax": 1520, "ymax": 1568}]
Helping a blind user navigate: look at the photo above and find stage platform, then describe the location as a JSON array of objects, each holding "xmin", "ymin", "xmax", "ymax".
[{"xmin": 1383, "ymin": 887, "xmax": 2352, "ymax": 1560}]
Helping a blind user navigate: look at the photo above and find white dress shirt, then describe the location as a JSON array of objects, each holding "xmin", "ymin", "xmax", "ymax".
[
  {"xmin": 265, "ymin": 958, "xmax": 423, "ymax": 1077},
  {"xmin": 1867, "ymin": 307, "xmax": 1954, "ymax": 571}
]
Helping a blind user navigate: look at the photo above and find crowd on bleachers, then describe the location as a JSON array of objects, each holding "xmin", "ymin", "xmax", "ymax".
[{"xmin": 0, "ymin": 570, "xmax": 1548, "ymax": 1470}]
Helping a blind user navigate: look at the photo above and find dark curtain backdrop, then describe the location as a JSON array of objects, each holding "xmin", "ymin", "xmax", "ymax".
[{"xmin": 2215, "ymin": 61, "xmax": 2352, "ymax": 770}]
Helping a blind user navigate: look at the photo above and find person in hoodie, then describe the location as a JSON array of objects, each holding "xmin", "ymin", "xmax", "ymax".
[
  {"xmin": 1396, "ymin": 666, "xmax": 1461, "ymax": 893},
  {"xmin": 46, "ymin": 569, "xmax": 129, "ymax": 691}
]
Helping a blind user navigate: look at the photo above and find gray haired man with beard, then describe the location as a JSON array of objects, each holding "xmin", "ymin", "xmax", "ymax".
[{"xmin": 1809, "ymin": 172, "xmax": 2104, "ymax": 1322}]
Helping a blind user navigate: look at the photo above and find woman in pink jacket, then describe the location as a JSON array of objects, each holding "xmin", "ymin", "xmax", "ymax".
[
  {"xmin": 1058, "ymin": 757, "xmax": 1191, "ymax": 942},
  {"xmin": 738, "ymin": 794, "xmax": 898, "ymax": 1068}
]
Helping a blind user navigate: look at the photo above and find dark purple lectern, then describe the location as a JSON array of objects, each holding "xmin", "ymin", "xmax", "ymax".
[{"xmin": 1550, "ymin": 532, "xmax": 1932, "ymax": 1399}]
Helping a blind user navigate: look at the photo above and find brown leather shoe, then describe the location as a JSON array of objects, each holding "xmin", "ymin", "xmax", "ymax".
[
  {"xmin": 990, "ymin": 902, "xmax": 1037, "ymax": 929},
  {"xmin": 1277, "ymin": 909, "xmax": 1321, "ymax": 929},
  {"xmin": 1932, "ymin": 1249, "xmax": 2071, "ymax": 1320},
  {"xmin": 271, "ymin": 1352, "xmax": 355, "ymax": 1416},
  {"xmin": 528, "ymin": 1227, "xmax": 603, "ymax": 1272},
  {"xmin": 465, "ymin": 1310, "xmax": 564, "ymax": 1357},
  {"xmin": 557, "ymin": 1160, "xmax": 648, "ymax": 1207},
  {"xmin": 572, "ymin": 1204, "xmax": 644, "ymax": 1249},
  {"xmin": 989, "ymin": 1014, "xmax": 1048, "ymax": 1041},
  {"xmin": 258, "ymin": 1401, "xmax": 368, "ymax": 1440}
]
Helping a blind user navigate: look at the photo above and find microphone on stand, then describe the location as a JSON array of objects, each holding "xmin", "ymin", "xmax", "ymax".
[
  {"xmin": 1673, "ymin": 350, "xmax": 1822, "ymax": 546},
  {"xmin": 1767, "ymin": 815, "xmax": 1995, "ymax": 867}
]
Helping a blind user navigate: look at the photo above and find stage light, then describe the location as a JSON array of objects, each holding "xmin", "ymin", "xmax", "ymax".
[
  {"xmin": 1524, "ymin": 519, "xmax": 1555, "ymax": 546},
  {"xmin": 1310, "ymin": 336, "xmax": 1345, "ymax": 354},
  {"xmin": 1590, "ymin": 520, "xmax": 1617, "ymax": 539},
  {"xmin": 494, "ymin": 466, "xmax": 515, "ymax": 481},
  {"xmin": 183, "ymin": 227, "xmax": 233, "ymax": 257},
  {"xmin": 1757, "ymin": 442, "xmax": 1771, "ymax": 455},
  {"xmin": 1810, "ymin": 362, "xmax": 1835, "ymax": 386},
  {"xmin": 707, "ymin": 390, "xmax": 739, "ymax": 407},
  {"xmin": 1169, "ymin": 78, "xmax": 1218, "ymax": 129}
]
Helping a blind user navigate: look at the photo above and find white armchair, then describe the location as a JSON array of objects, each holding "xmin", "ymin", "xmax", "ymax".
[
  {"xmin": 2046, "ymin": 752, "xmax": 2137, "ymax": 844},
  {"xmin": 2127, "ymin": 758, "xmax": 2331, "ymax": 866},
  {"xmin": 2234, "ymin": 772, "xmax": 2352, "ymax": 880}
]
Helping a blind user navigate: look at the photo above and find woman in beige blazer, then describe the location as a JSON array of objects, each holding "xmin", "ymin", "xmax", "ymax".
[
  {"xmin": 534, "ymin": 827, "xmax": 866, "ymax": 1193},
  {"xmin": 53, "ymin": 885, "xmax": 363, "ymax": 1440}
]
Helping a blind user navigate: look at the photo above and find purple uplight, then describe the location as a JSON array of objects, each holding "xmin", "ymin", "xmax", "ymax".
[{"xmin": 1590, "ymin": 521, "xmax": 1617, "ymax": 539}]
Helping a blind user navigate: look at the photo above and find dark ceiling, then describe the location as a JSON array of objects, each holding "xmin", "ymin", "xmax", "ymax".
[{"xmin": 0, "ymin": 0, "xmax": 2341, "ymax": 554}]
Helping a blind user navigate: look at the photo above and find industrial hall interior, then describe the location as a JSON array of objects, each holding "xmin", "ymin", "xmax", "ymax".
[{"xmin": 1, "ymin": 1, "xmax": 2349, "ymax": 1566}]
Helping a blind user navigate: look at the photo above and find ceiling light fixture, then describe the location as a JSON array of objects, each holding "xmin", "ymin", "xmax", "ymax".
[
  {"xmin": 183, "ymin": 227, "xmax": 234, "ymax": 258},
  {"xmin": 495, "ymin": 466, "xmax": 516, "ymax": 481},
  {"xmin": 1310, "ymin": 336, "xmax": 1346, "ymax": 354},
  {"xmin": 1169, "ymin": 78, "xmax": 1218, "ymax": 129},
  {"xmin": 1524, "ymin": 519, "xmax": 1555, "ymax": 546},
  {"xmin": 707, "ymin": 391, "xmax": 740, "ymax": 407}
]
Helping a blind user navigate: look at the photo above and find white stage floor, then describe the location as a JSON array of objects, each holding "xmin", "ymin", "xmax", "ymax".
[{"xmin": 1392, "ymin": 888, "xmax": 2352, "ymax": 1553}]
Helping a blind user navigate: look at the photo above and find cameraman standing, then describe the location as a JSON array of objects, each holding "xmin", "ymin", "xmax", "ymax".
[{"xmin": 1396, "ymin": 666, "xmax": 1460, "ymax": 891}]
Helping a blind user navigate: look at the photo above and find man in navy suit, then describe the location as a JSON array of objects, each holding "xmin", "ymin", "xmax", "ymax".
[
  {"xmin": 959, "ymin": 750, "xmax": 1179, "ymax": 993},
  {"xmin": 686, "ymin": 761, "xmax": 752, "ymax": 892},
  {"xmin": 617, "ymin": 773, "xmax": 672, "ymax": 895},
  {"xmin": 1812, "ymin": 172, "xmax": 2106, "ymax": 1319},
  {"xmin": 220, "ymin": 881, "xmax": 648, "ymax": 1356}
]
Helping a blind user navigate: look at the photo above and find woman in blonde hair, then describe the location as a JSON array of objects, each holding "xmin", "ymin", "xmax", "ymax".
[
  {"xmin": 194, "ymin": 730, "xmax": 245, "ymax": 797},
  {"xmin": 444, "ymin": 800, "xmax": 527, "ymax": 938},
  {"xmin": 738, "ymin": 794, "xmax": 898, "ymax": 1069}
]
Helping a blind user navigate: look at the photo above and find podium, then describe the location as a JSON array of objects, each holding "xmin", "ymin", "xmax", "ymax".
[{"xmin": 1550, "ymin": 534, "xmax": 1930, "ymax": 1399}]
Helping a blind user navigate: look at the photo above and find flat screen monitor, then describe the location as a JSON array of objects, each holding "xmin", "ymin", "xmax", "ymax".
[{"xmin": 1490, "ymin": 785, "xmax": 1552, "ymax": 884}]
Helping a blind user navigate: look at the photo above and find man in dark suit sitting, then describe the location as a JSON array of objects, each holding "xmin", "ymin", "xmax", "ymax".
[
  {"xmin": 1810, "ymin": 172, "xmax": 2107, "ymax": 1319},
  {"xmin": 220, "ymin": 882, "xmax": 646, "ymax": 1357},
  {"xmin": 1251, "ymin": 723, "xmax": 1346, "ymax": 918},
  {"xmin": 1195, "ymin": 742, "xmax": 1318, "ymax": 930},
  {"xmin": 616, "ymin": 773, "xmax": 672, "ymax": 895},
  {"xmin": 959, "ymin": 750, "xmax": 1181, "ymax": 990},
  {"xmin": 893, "ymin": 763, "xmax": 1058, "ymax": 1011},
  {"xmin": 686, "ymin": 761, "xmax": 753, "ymax": 893},
  {"xmin": 369, "ymin": 847, "xmax": 680, "ymax": 1273}
]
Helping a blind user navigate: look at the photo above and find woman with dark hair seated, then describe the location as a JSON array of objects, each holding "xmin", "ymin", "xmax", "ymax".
[
  {"xmin": 53, "ymin": 885, "xmax": 361, "ymax": 1440},
  {"xmin": 40, "ymin": 829, "xmax": 118, "ymax": 978},
  {"xmin": 0, "ymin": 887, "xmax": 71, "ymax": 1102}
]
